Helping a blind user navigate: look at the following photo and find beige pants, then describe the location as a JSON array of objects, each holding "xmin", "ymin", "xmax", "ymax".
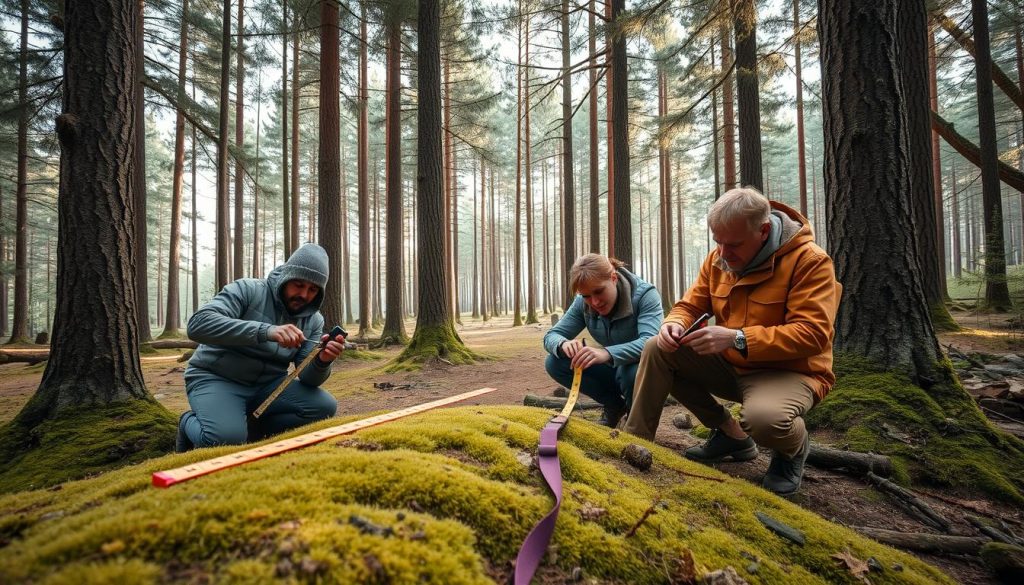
[{"xmin": 623, "ymin": 338, "xmax": 816, "ymax": 458}]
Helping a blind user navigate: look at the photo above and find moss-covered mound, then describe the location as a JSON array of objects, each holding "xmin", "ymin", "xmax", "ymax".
[
  {"xmin": 0, "ymin": 400, "xmax": 177, "ymax": 494},
  {"xmin": 390, "ymin": 325, "xmax": 484, "ymax": 372},
  {"xmin": 807, "ymin": 355, "xmax": 1024, "ymax": 503},
  {"xmin": 0, "ymin": 405, "xmax": 950, "ymax": 584}
]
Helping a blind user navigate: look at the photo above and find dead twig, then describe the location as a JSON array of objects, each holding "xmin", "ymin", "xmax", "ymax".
[{"xmin": 625, "ymin": 498, "xmax": 662, "ymax": 538}]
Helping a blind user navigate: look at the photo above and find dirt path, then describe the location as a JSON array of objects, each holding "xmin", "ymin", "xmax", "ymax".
[{"xmin": 1, "ymin": 312, "xmax": 1022, "ymax": 583}]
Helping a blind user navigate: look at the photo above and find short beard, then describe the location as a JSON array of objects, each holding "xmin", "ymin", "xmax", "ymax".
[{"xmin": 284, "ymin": 296, "xmax": 309, "ymax": 315}]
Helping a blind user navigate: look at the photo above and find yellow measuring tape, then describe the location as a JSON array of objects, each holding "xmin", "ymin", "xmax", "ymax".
[
  {"xmin": 559, "ymin": 366, "xmax": 582, "ymax": 418},
  {"xmin": 153, "ymin": 387, "xmax": 497, "ymax": 488}
]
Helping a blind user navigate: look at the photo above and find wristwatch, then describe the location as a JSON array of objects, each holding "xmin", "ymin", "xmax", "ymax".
[{"xmin": 733, "ymin": 329, "xmax": 747, "ymax": 354}]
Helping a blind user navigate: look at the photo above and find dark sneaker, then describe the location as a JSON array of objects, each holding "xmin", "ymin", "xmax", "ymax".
[
  {"xmin": 684, "ymin": 429, "xmax": 758, "ymax": 463},
  {"xmin": 175, "ymin": 411, "xmax": 195, "ymax": 453},
  {"xmin": 597, "ymin": 406, "xmax": 626, "ymax": 428},
  {"xmin": 762, "ymin": 433, "xmax": 810, "ymax": 496}
]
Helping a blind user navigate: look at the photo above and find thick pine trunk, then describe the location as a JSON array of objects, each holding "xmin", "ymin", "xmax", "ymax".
[
  {"xmin": 215, "ymin": 0, "xmax": 231, "ymax": 291},
  {"xmin": 22, "ymin": 0, "xmax": 149, "ymax": 423},
  {"xmin": 605, "ymin": 0, "xmax": 614, "ymax": 256},
  {"xmin": 318, "ymin": 0, "xmax": 342, "ymax": 331},
  {"xmin": 820, "ymin": 0, "xmax": 942, "ymax": 379},
  {"xmin": 928, "ymin": 25, "xmax": 948, "ymax": 293},
  {"xmin": 281, "ymin": 0, "xmax": 291, "ymax": 258},
  {"xmin": 357, "ymin": 3, "xmax": 371, "ymax": 337},
  {"xmin": 734, "ymin": 0, "xmax": 763, "ymax": 191},
  {"xmin": 970, "ymin": 0, "xmax": 1013, "ymax": 310},
  {"xmin": 611, "ymin": 0, "xmax": 632, "ymax": 267},
  {"xmin": 291, "ymin": 24, "xmax": 300, "ymax": 253},
  {"xmin": 588, "ymin": 0, "xmax": 599, "ymax": 254}
]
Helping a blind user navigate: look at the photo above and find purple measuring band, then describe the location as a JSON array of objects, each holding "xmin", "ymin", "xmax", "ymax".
[{"xmin": 514, "ymin": 341, "xmax": 585, "ymax": 584}]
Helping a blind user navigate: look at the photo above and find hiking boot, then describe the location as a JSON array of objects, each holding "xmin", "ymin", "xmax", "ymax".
[
  {"xmin": 684, "ymin": 429, "xmax": 758, "ymax": 463},
  {"xmin": 762, "ymin": 433, "xmax": 810, "ymax": 496},
  {"xmin": 597, "ymin": 405, "xmax": 626, "ymax": 428},
  {"xmin": 175, "ymin": 411, "xmax": 195, "ymax": 453}
]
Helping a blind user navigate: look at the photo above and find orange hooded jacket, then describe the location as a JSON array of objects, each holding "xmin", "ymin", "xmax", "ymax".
[{"xmin": 667, "ymin": 201, "xmax": 841, "ymax": 401}]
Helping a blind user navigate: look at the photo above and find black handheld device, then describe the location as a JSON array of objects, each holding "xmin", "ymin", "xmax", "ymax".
[{"xmin": 680, "ymin": 312, "xmax": 712, "ymax": 337}]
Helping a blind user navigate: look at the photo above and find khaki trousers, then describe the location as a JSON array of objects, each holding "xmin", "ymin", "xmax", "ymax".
[{"xmin": 623, "ymin": 337, "xmax": 816, "ymax": 458}]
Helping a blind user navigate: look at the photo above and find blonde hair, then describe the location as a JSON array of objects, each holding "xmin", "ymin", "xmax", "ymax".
[
  {"xmin": 569, "ymin": 253, "xmax": 625, "ymax": 293},
  {"xmin": 708, "ymin": 187, "xmax": 771, "ymax": 232}
]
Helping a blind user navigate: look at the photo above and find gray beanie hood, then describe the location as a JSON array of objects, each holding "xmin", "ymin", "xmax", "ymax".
[{"xmin": 266, "ymin": 243, "xmax": 329, "ymax": 316}]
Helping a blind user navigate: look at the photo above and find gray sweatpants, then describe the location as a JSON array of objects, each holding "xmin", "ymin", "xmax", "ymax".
[{"xmin": 180, "ymin": 371, "xmax": 337, "ymax": 448}]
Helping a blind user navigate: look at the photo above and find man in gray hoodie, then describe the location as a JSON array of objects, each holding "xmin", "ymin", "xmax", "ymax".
[{"xmin": 176, "ymin": 243, "xmax": 345, "ymax": 451}]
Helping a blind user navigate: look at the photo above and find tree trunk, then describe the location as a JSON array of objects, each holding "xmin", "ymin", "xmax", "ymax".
[
  {"xmin": 318, "ymin": 0, "xmax": 342, "ymax": 332},
  {"xmin": 357, "ymin": 2, "xmax": 371, "ymax": 337},
  {"xmin": 233, "ymin": 0, "xmax": 245, "ymax": 280},
  {"xmin": 928, "ymin": 24, "xmax": 948, "ymax": 296},
  {"xmin": 951, "ymin": 161, "xmax": 962, "ymax": 278},
  {"xmin": 525, "ymin": 13, "xmax": 537, "ymax": 325},
  {"xmin": 191, "ymin": 112, "xmax": 199, "ymax": 314},
  {"xmin": 970, "ymin": 0, "xmax": 1013, "ymax": 310},
  {"xmin": 342, "ymin": 142, "xmax": 353, "ymax": 324},
  {"xmin": 164, "ymin": 0, "xmax": 189, "ymax": 337},
  {"xmin": 373, "ymin": 155, "xmax": 383, "ymax": 328},
  {"xmin": 675, "ymin": 156, "xmax": 685, "ymax": 290},
  {"xmin": 291, "ymin": 21, "xmax": 300, "ymax": 254},
  {"xmin": 820, "ymin": 0, "xmax": 942, "ymax": 379},
  {"xmin": 588, "ymin": 0, "xmax": 599, "ymax": 254},
  {"xmin": 10, "ymin": 0, "xmax": 30, "ymax": 344},
  {"xmin": 605, "ymin": 0, "xmax": 614, "ymax": 256},
  {"xmin": 472, "ymin": 162, "xmax": 480, "ymax": 318},
  {"xmin": 480, "ymin": 156, "xmax": 489, "ymax": 320},
  {"xmin": 281, "ymin": 0, "xmax": 291, "ymax": 259},
  {"xmin": 733, "ymin": 0, "xmax": 763, "ymax": 191},
  {"xmin": 382, "ymin": 18, "xmax": 407, "ymax": 343},
  {"xmin": 0, "ymin": 183, "xmax": 6, "ymax": 338},
  {"xmin": 399, "ymin": 0, "xmax": 471, "ymax": 365},
  {"xmin": 898, "ymin": 0, "xmax": 952, "ymax": 328},
  {"xmin": 215, "ymin": 0, "xmax": 231, "ymax": 291},
  {"xmin": 21, "ymin": 0, "xmax": 149, "ymax": 422},
  {"xmin": 794, "ymin": 0, "xmax": 807, "ymax": 216},
  {"xmin": 1018, "ymin": 24, "xmax": 1024, "ymax": 265},
  {"xmin": 936, "ymin": 11, "xmax": 1024, "ymax": 115},
  {"xmin": 611, "ymin": 0, "xmax": 632, "ymax": 267},
  {"xmin": 514, "ymin": 6, "xmax": 523, "ymax": 327},
  {"xmin": 252, "ymin": 75, "xmax": 263, "ymax": 279},
  {"xmin": 721, "ymin": 21, "xmax": 737, "ymax": 191},
  {"xmin": 658, "ymin": 65, "xmax": 673, "ymax": 312},
  {"xmin": 133, "ymin": 0, "xmax": 152, "ymax": 344},
  {"xmin": 561, "ymin": 0, "xmax": 576, "ymax": 309}
]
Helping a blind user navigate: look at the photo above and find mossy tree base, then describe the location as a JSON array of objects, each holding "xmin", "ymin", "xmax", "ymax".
[
  {"xmin": 0, "ymin": 406, "xmax": 952, "ymax": 584},
  {"xmin": 806, "ymin": 355, "xmax": 1024, "ymax": 503},
  {"xmin": 389, "ymin": 324, "xmax": 482, "ymax": 372},
  {"xmin": 931, "ymin": 302, "xmax": 960, "ymax": 333},
  {"xmin": 0, "ymin": 399, "xmax": 176, "ymax": 494}
]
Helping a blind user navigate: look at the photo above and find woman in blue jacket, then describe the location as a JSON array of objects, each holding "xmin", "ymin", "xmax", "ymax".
[{"xmin": 543, "ymin": 253, "xmax": 663, "ymax": 427}]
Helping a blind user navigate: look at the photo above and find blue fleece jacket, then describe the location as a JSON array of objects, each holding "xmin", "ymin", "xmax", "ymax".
[
  {"xmin": 185, "ymin": 243, "xmax": 333, "ymax": 387},
  {"xmin": 542, "ymin": 268, "xmax": 663, "ymax": 366}
]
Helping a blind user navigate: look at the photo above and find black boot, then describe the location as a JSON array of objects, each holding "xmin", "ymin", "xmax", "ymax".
[
  {"xmin": 175, "ymin": 411, "xmax": 195, "ymax": 453},
  {"xmin": 762, "ymin": 433, "xmax": 810, "ymax": 496},
  {"xmin": 684, "ymin": 429, "xmax": 758, "ymax": 463},
  {"xmin": 597, "ymin": 405, "xmax": 626, "ymax": 428}
]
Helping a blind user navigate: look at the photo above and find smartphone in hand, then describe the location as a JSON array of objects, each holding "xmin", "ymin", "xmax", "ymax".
[{"xmin": 680, "ymin": 312, "xmax": 712, "ymax": 338}]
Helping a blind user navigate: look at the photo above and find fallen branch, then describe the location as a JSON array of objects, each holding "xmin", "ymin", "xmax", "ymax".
[
  {"xmin": 523, "ymin": 394, "xmax": 602, "ymax": 410},
  {"xmin": 806, "ymin": 444, "xmax": 893, "ymax": 477},
  {"xmin": 146, "ymin": 340, "xmax": 198, "ymax": 350},
  {"xmin": 0, "ymin": 350, "xmax": 49, "ymax": 365},
  {"xmin": 867, "ymin": 472, "xmax": 951, "ymax": 532},
  {"xmin": 913, "ymin": 488, "xmax": 1024, "ymax": 527},
  {"xmin": 852, "ymin": 526, "xmax": 988, "ymax": 556},
  {"xmin": 968, "ymin": 516, "xmax": 1024, "ymax": 547}
]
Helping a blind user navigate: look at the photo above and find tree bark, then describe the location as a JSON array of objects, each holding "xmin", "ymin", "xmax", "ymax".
[
  {"xmin": 381, "ymin": 17, "xmax": 407, "ymax": 343},
  {"xmin": 291, "ymin": 20, "xmax": 300, "ymax": 254},
  {"xmin": 733, "ymin": 0, "xmax": 763, "ymax": 191},
  {"xmin": 10, "ymin": 0, "xmax": 30, "ymax": 344},
  {"xmin": 215, "ymin": 0, "xmax": 231, "ymax": 291},
  {"xmin": 611, "ymin": 0, "xmax": 632, "ymax": 266},
  {"xmin": 794, "ymin": 0, "xmax": 807, "ymax": 216},
  {"xmin": 318, "ymin": 0, "xmax": 342, "ymax": 332},
  {"xmin": 514, "ymin": 6, "xmax": 523, "ymax": 327},
  {"xmin": 357, "ymin": 2, "xmax": 371, "ymax": 337},
  {"xmin": 233, "ymin": 0, "xmax": 245, "ymax": 280},
  {"xmin": 588, "ymin": 0, "xmax": 599, "ymax": 254},
  {"xmin": 281, "ymin": 0, "xmax": 291, "ymax": 259},
  {"xmin": 164, "ymin": 0, "xmax": 189, "ymax": 337},
  {"xmin": 721, "ymin": 21, "xmax": 737, "ymax": 191},
  {"xmin": 561, "ymin": 0, "xmax": 576, "ymax": 309},
  {"xmin": 851, "ymin": 527, "xmax": 987, "ymax": 556},
  {"xmin": 191, "ymin": 110, "xmax": 199, "ymax": 313},
  {"xmin": 20, "ymin": 0, "xmax": 149, "ymax": 423},
  {"xmin": 820, "ymin": 0, "xmax": 942, "ymax": 380},
  {"xmin": 970, "ymin": 0, "xmax": 1013, "ymax": 310},
  {"xmin": 133, "ymin": 0, "xmax": 151, "ymax": 344},
  {"xmin": 928, "ymin": 24, "xmax": 948, "ymax": 295}
]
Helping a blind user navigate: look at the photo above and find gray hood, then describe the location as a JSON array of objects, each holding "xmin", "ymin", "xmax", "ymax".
[{"xmin": 266, "ymin": 243, "xmax": 329, "ymax": 317}]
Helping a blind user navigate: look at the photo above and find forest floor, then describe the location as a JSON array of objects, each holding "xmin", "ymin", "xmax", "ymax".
[{"xmin": 1, "ymin": 308, "xmax": 1022, "ymax": 584}]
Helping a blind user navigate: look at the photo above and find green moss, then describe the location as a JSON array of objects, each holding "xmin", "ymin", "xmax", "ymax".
[
  {"xmin": 0, "ymin": 406, "xmax": 952, "ymax": 584},
  {"xmin": 389, "ymin": 324, "xmax": 485, "ymax": 372},
  {"xmin": 930, "ymin": 302, "xmax": 960, "ymax": 333},
  {"xmin": 806, "ymin": 355, "xmax": 1024, "ymax": 503},
  {"xmin": 338, "ymin": 349, "xmax": 387, "ymax": 362},
  {"xmin": 0, "ymin": 400, "xmax": 177, "ymax": 494}
]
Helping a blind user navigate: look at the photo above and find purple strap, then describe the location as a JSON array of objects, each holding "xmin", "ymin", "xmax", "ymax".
[{"xmin": 514, "ymin": 415, "xmax": 569, "ymax": 584}]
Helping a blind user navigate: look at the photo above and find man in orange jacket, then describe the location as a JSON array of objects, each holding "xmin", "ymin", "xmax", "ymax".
[{"xmin": 624, "ymin": 187, "xmax": 841, "ymax": 495}]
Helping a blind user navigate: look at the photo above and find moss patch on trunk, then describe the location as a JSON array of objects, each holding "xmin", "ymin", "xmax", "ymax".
[
  {"xmin": 0, "ymin": 400, "xmax": 176, "ymax": 494},
  {"xmin": 0, "ymin": 406, "xmax": 951, "ymax": 584},
  {"xmin": 389, "ymin": 325, "xmax": 484, "ymax": 372},
  {"xmin": 806, "ymin": 355, "xmax": 1024, "ymax": 503}
]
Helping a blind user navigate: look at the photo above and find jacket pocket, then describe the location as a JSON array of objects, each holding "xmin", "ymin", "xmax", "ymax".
[
  {"xmin": 748, "ymin": 286, "xmax": 788, "ymax": 325},
  {"xmin": 710, "ymin": 284, "xmax": 731, "ymax": 323}
]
